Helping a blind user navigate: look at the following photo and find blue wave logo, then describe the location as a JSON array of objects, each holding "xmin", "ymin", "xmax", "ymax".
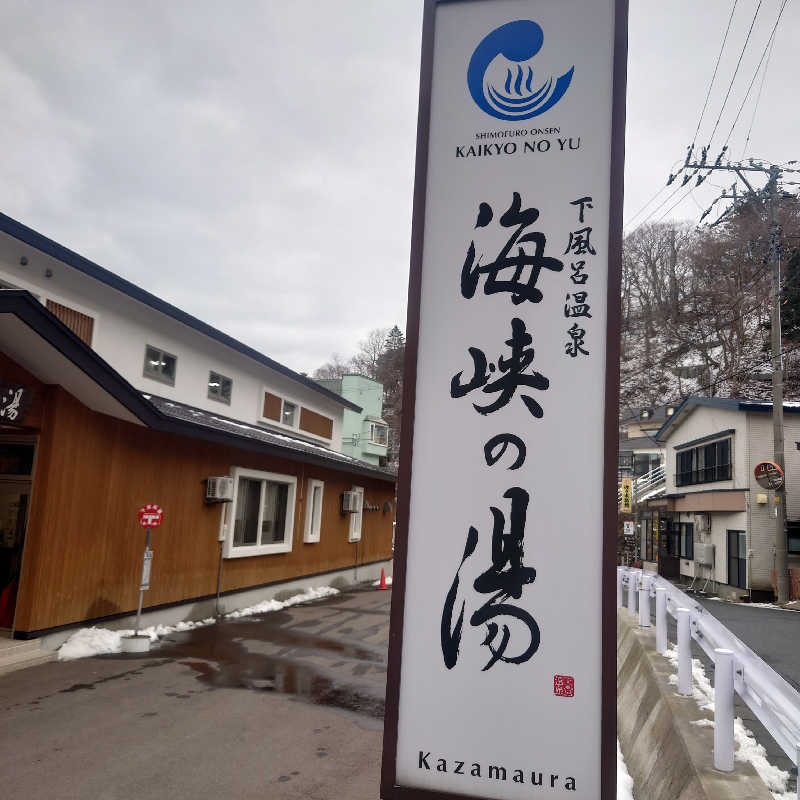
[{"xmin": 467, "ymin": 20, "xmax": 574, "ymax": 121}]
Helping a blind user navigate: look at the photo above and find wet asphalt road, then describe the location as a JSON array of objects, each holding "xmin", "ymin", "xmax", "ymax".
[{"xmin": 0, "ymin": 587, "xmax": 392, "ymax": 800}]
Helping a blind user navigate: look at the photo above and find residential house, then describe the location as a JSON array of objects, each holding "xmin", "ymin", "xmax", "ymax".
[
  {"xmin": 316, "ymin": 375, "xmax": 388, "ymax": 466},
  {"xmin": 642, "ymin": 396, "xmax": 800, "ymax": 600}
]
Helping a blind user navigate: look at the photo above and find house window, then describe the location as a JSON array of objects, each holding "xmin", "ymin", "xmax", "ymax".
[
  {"xmin": 281, "ymin": 400, "xmax": 297, "ymax": 427},
  {"xmin": 143, "ymin": 345, "xmax": 177, "ymax": 386},
  {"xmin": 369, "ymin": 423, "xmax": 388, "ymax": 446},
  {"xmin": 224, "ymin": 468, "xmax": 296, "ymax": 557},
  {"xmin": 680, "ymin": 522, "xmax": 694, "ymax": 560},
  {"xmin": 207, "ymin": 371, "xmax": 232, "ymax": 404},
  {"xmin": 675, "ymin": 437, "xmax": 732, "ymax": 487},
  {"xmin": 727, "ymin": 530, "xmax": 747, "ymax": 589},
  {"xmin": 304, "ymin": 479, "xmax": 324, "ymax": 543},
  {"xmin": 788, "ymin": 520, "xmax": 800, "ymax": 554},
  {"xmin": 348, "ymin": 486, "xmax": 364, "ymax": 542}
]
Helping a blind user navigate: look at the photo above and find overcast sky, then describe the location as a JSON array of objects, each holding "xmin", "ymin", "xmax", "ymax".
[{"xmin": 2, "ymin": 0, "xmax": 798, "ymax": 373}]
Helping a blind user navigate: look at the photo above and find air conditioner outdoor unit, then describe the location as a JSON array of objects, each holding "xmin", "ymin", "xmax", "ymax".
[
  {"xmin": 341, "ymin": 491, "xmax": 361, "ymax": 513},
  {"xmin": 206, "ymin": 476, "xmax": 234, "ymax": 503},
  {"xmin": 694, "ymin": 542, "xmax": 715, "ymax": 567}
]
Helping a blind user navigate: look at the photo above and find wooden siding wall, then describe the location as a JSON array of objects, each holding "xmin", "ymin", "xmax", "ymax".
[
  {"xmin": 14, "ymin": 387, "xmax": 395, "ymax": 634},
  {"xmin": 45, "ymin": 300, "xmax": 94, "ymax": 346},
  {"xmin": 262, "ymin": 391, "xmax": 281, "ymax": 421},
  {"xmin": 299, "ymin": 407, "xmax": 333, "ymax": 440}
]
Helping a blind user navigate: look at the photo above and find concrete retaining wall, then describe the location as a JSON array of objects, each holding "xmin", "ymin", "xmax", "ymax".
[{"xmin": 617, "ymin": 609, "xmax": 772, "ymax": 800}]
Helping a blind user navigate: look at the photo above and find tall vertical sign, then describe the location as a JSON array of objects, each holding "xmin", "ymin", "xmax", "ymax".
[{"xmin": 382, "ymin": 1, "xmax": 627, "ymax": 799}]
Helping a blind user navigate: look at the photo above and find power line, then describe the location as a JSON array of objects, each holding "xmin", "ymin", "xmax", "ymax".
[
  {"xmin": 707, "ymin": 0, "xmax": 764, "ymax": 146},
  {"xmin": 724, "ymin": 0, "xmax": 789, "ymax": 151},
  {"xmin": 692, "ymin": 0, "xmax": 741, "ymax": 147},
  {"xmin": 741, "ymin": 24, "xmax": 777, "ymax": 157}
]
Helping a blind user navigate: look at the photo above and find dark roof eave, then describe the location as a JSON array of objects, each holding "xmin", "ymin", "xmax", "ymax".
[
  {"xmin": 0, "ymin": 212, "xmax": 361, "ymax": 413},
  {"xmin": 0, "ymin": 292, "xmax": 393, "ymax": 484}
]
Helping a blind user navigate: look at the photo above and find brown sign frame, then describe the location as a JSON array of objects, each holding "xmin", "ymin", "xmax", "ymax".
[{"xmin": 380, "ymin": 1, "xmax": 628, "ymax": 798}]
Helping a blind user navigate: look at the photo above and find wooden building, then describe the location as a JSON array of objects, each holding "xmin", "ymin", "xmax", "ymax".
[{"xmin": 0, "ymin": 292, "xmax": 395, "ymax": 638}]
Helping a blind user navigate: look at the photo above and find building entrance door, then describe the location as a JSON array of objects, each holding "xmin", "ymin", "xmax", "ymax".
[
  {"xmin": 0, "ymin": 440, "xmax": 35, "ymax": 633},
  {"xmin": 0, "ymin": 481, "xmax": 30, "ymax": 630}
]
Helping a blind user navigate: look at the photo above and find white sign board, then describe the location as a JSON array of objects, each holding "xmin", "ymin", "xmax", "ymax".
[
  {"xmin": 140, "ymin": 549, "xmax": 153, "ymax": 591},
  {"xmin": 624, "ymin": 520, "xmax": 635, "ymax": 538},
  {"xmin": 382, "ymin": 1, "xmax": 626, "ymax": 799}
]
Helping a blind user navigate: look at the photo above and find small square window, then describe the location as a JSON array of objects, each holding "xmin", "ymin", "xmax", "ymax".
[
  {"xmin": 208, "ymin": 371, "xmax": 232, "ymax": 404},
  {"xmin": 143, "ymin": 345, "xmax": 177, "ymax": 386},
  {"xmin": 282, "ymin": 400, "xmax": 297, "ymax": 427},
  {"xmin": 370, "ymin": 423, "xmax": 388, "ymax": 446}
]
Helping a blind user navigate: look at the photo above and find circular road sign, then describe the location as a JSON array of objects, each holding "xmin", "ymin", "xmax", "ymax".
[
  {"xmin": 138, "ymin": 504, "xmax": 164, "ymax": 528},
  {"xmin": 754, "ymin": 461, "xmax": 784, "ymax": 490}
]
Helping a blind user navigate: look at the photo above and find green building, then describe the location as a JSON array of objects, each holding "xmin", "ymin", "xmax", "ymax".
[{"xmin": 317, "ymin": 375, "xmax": 388, "ymax": 466}]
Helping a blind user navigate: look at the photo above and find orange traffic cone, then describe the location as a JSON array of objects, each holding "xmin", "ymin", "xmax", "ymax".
[{"xmin": 378, "ymin": 568, "xmax": 389, "ymax": 590}]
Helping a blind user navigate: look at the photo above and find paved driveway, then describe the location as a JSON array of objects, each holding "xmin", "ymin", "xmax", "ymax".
[{"xmin": 0, "ymin": 588, "xmax": 392, "ymax": 800}]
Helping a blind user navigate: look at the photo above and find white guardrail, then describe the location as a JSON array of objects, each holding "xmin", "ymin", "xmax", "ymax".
[{"xmin": 619, "ymin": 567, "xmax": 800, "ymax": 789}]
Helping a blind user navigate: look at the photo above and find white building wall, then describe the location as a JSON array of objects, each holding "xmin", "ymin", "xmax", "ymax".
[
  {"xmin": 662, "ymin": 405, "xmax": 745, "ymax": 495},
  {"xmin": 745, "ymin": 411, "xmax": 800, "ymax": 589},
  {"xmin": 0, "ymin": 232, "xmax": 344, "ymax": 448}
]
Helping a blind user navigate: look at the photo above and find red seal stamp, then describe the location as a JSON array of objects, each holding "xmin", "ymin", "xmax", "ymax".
[{"xmin": 553, "ymin": 675, "xmax": 574, "ymax": 697}]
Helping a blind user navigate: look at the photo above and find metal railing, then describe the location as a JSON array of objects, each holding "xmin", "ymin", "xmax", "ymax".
[
  {"xmin": 618, "ymin": 566, "xmax": 800, "ymax": 791},
  {"xmin": 617, "ymin": 464, "xmax": 666, "ymax": 505}
]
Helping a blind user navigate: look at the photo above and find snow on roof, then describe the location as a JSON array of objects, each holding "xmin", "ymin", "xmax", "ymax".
[{"xmin": 145, "ymin": 394, "xmax": 395, "ymax": 481}]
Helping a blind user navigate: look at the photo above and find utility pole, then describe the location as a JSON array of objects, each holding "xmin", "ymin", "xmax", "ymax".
[
  {"xmin": 767, "ymin": 167, "xmax": 789, "ymax": 604},
  {"xmin": 685, "ymin": 158, "xmax": 790, "ymax": 602}
]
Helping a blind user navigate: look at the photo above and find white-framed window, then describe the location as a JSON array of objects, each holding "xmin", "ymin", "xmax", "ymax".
[
  {"xmin": 208, "ymin": 371, "xmax": 232, "ymax": 404},
  {"xmin": 369, "ymin": 423, "xmax": 388, "ymax": 446},
  {"xmin": 223, "ymin": 467, "xmax": 296, "ymax": 558},
  {"xmin": 143, "ymin": 344, "xmax": 177, "ymax": 386},
  {"xmin": 304, "ymin": 479, "xmax": 324, "ymax": 543},
  {"xmin": 281, "ymin": 399, "xmax": 297, "ymax": 427},
  {"xmin": 348, "ymin": 486, "xmax": 364, "ymax": 543}
]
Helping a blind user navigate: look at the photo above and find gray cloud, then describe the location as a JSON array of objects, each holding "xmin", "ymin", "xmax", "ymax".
[{"xmin": 1, "ymin": 0, "xmax": 797, "ymax": 372}]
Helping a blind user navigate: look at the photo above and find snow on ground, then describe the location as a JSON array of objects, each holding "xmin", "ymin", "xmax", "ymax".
[
  {"xmin": 704, "ymin": 597, "xmax": 800, "ymax": 613},
  {"xmin": 226, "ymin": 585, "xmax": 339, "ymax": 618},
  {"xmin": 372, "ymin": 575, "xmax": 393, "ymax": 587},
  {"xmin": 58, "ymin": 585, "xmax": 339, "ymax": 660},
  {"xmin": 58, "ymin": 617, "xmax": 216, "ymax": 661},
  {"xmin": 664, "ymin": 646, "xmax": 793, "ymax": 799},
  {"xmin": 617, "ymin": 740, "xmax": 635, "ymax": 800}
]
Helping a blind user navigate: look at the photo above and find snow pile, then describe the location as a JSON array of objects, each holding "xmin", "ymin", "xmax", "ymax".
[
  {"xmin": 617, "ymin": 740, "xmax": 635, "ymax": 800},
  {"xmin": 226, "ymin": 585, "xmax": 339, "ymax": 618},
  {"xmin": 664, "ymin": 646, "xmax": 793, "ymax": 798},
  {"xmin": 372, "ymin": 575, "xmax": 393, "ymax": 587},
  {"xmin": 58, "ymin": 617, "xmax": 216, "ymax": 661},
  {"xmin": 58, "ymin": 585, "xmax": 339, "ymax": 660}
]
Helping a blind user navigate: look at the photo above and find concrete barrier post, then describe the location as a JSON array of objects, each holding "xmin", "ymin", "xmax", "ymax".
[
  {"xmin": 677, "ymin": 608, "xmax": 692, "ymax": 696},
  {"xmin": 656, "ymin": 588, "xmax": 667, "ymax": 653},
  {"xmin": 617, "ymin": 567, "xmax": 624, "ymax": 608},
  {"xmin": 628, "ymin": 571, "xmax": 638, "ymax": 617},
  {"xmin": 639, "ymin": 581, "xmax": 650, "ymax": 627},
  {"xmin": 713, "ymin": 649, "xmax": 735, "ymax": 772}
]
